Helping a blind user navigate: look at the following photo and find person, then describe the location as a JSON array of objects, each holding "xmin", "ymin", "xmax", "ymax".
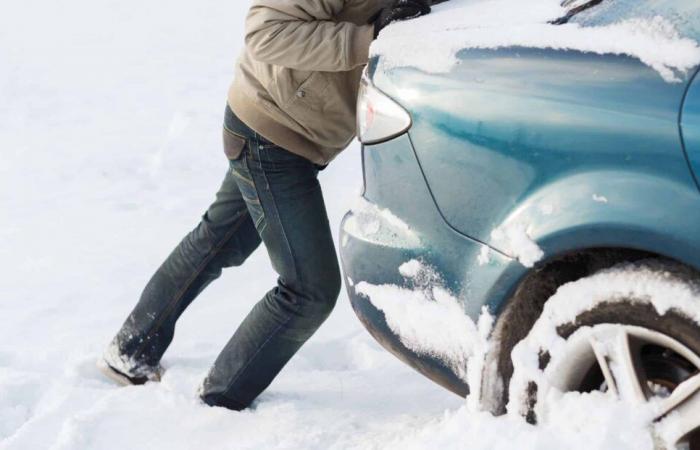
[{"xmin": 99, "ymin": 0, "xmax": 432, "ymax": 411}]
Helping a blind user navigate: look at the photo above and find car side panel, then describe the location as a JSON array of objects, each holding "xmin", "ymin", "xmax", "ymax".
[
  {"xmin": 340, "ymin": 134, "xmax": 523, "ymax": 396},
  {"xmin": 682, "ymin": 70, "xmax": 700, "ymax": 189},
  {"xmin": 371, "ymin": 48, "xmax": 699, "ymax": 257},
  {"xmin": 339, "ymin": 133, "xmax": 700, "ymax": 396},
  {"xmin": 491, "ymin": 169, "xmax": 700, "ymax": 271},
  {"xmin": 345, "ymin": 52, "xmax": 700, "ymax": 397}
]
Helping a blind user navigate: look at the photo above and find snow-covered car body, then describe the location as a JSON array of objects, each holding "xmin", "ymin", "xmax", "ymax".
[{"xmin": 339, "ymin": 1, "xmax": 700, "ymax": 397}]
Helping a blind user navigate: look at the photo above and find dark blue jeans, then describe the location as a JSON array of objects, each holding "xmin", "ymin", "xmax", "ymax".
[{"xmin": 109, "ymin": 105, "xmax": 341, "ymax": 410}]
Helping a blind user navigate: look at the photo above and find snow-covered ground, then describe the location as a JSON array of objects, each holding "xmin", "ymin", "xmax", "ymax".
[{"xmin": 0, "ymin": 1, "xmax": 689, "ymax": 449}]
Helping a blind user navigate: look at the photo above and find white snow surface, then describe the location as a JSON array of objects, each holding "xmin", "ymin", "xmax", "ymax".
[
  {"xmin": 0, "ymin": 1, "xmax": 688, "ymax": 449},
  {"xmin": 0, "ymin": 2, "xmax": 461, "ymax": 448},
  {"xmin": 371, "ymin": 0, "xmax": 700, "ymax": 82}
]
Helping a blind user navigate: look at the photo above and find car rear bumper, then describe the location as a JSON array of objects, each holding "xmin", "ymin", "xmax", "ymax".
[
  {"xmin": 339, "ymin": 135, "xmax": 522, "ymax": 397},
  {"xmin": 339, "ymin": 207, "xmax": 471, "ymax": 396}
]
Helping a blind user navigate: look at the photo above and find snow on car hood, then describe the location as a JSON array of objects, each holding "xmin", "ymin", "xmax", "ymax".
[{"xmin": 370, "ymin": 0, "xmax": 700, "ymax": 82}]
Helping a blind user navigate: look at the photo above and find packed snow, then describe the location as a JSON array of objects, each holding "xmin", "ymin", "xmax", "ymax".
[
  {"xmin": 593, "ymin": 194, "xmax": 609, "ymax": 203},
  {"xmin": 398, "ymin": 259, "xmax": 423, "ymax": 278},
  {"xmin": 354, "ymin": 260, "xmax": 673, "ymax": 449},
  {"xmin": 372, "ymin": 0, "xmax": 700, "ymax": 82},
  {"xmin": 477, "ymin": 246, "xmax": 492, "ymax": 266},
  {"xmin": 1, "ymin": 0, "xmax": 695, "ymax": 449},
  {"xmin": 355, "ymin": 260, "xmax": 491, "ymax": 382},
  {"xmin": 508, "ymin": 260, "xmax": 700, "ymax": 449},
  {"xmin": 343, "ymin": 197, "xmax": 421, "ymax": 248},
  {"xmin": 491, "ymin": 222, "xmax": 545, "ymax": 267}
]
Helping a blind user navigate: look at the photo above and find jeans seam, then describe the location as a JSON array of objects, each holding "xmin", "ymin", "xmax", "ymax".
[
  {"xmin": 230, "ymin": 166, "xmax": 256, "ymax": 189},
  {"xmin": 130, "ymin": 209, "xmax": 250, "ymax": 361},
  {"xmin": 218, "ymin": 314, "xmax": 293, "ymax": 401},
  {"xmin": 254, "ymin": 144, "xmax": 299, "ymax": 283},
  {"xmin": 242, "ymin": 149, "xmax": 267, "ymax": 234}
]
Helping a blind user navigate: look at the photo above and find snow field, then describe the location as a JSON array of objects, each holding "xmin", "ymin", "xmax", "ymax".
[{"xmin": 0, "ymin": 1, "xmax": 461, "ymax": 448}]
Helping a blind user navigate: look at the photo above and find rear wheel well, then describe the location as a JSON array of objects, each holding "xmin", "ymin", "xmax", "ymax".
[{"xmin": 487, "ymin": 247, "xmax": 660, "ymax": 413}]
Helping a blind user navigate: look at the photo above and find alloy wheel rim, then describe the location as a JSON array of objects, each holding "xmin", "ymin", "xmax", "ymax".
[{"xmin": 543, "ymin": 324, "xmax": 700, "ymax": 449}]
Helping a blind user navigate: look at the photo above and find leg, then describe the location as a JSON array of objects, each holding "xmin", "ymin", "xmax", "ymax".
[
  {"xmin": 106, "ymin": 166, "xmax": 262, "ymax": 378},
  {"xmin": 200, "ymin": 136, "xmax": 341, "ymax": 410}
]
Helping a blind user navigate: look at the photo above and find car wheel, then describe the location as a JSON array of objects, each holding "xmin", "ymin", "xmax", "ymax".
[{"xmin": 503, "ymin": 260, "xmax": 700, "ymax": 449}]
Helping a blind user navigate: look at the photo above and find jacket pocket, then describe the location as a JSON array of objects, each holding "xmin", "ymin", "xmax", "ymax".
[
  {"xmin": 286, "ymin": 71, "xmax": 331, "ymax": 113},
  {"xmin": 223, "ymin": 127, "xmax": 247, "ymax": 161},
  {"xmin": 284, "ymin": 71, "xmax": 356, "ymax": 148}
]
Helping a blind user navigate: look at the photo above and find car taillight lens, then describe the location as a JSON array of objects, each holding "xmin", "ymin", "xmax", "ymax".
[{"xmin": 356, "ymin": 70, "xmax": 412, "ymax": 145}]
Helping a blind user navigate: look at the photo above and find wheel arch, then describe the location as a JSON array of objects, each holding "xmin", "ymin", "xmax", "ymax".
[
  {"xmin": 485, "ymin": 170, "xmax": 700, "ymax": 274},
  {"xmin": 481, "ymin": 246, "xmax": 698, "ymax": 414}
]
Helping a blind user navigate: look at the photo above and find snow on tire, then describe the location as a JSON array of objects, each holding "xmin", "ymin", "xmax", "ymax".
[{"xmin": 507, "ymin": 259, "xmax": 700, "ymax": 449}]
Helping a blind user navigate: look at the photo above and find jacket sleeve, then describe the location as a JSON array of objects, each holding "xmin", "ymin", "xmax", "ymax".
[{"xmin": 244, "ymin": 0, "xmax": 376, "ymax": 71}]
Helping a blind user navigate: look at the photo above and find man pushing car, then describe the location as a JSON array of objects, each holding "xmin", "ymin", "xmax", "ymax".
[{"xmin": 99, "ymin": 0, "xmax": 434, "ymax": 410}]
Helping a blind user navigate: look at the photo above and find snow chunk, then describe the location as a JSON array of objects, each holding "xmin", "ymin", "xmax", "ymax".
[
  {"xmin": 592, "ymin": 194, "xmax": 608, "ymax": 203},
  {"xmin": 371, "ymin": 0, "xmax": 700, "ymax": 82},
  {"xmin": 523, "ymin": 260, "xmax": 700, "ymax": 334},
  {"xmin": 491, "ymin": 223, "xmax": 544, "ymax": 268},
  {"xmin": 355, "ymin": 282, "xmax": 475, "ymax": 381},
  {"xmin": 399, "ymin": 259, "xmax": 423, "ymax": 278},
  {"xmin": 467, "ymin": 308, "xmax": 494, "ymax": 411},
  {"xmin": 343, "ymin": 197, "xmax": 421, "ymax": 249},
  {"xmin": 477, "ymin": 246, "xmax": 491, "ymax": 266}
]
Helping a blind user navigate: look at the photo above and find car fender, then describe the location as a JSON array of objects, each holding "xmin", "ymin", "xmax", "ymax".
[{"xmin": 487, "ymin": 169, "xmax": 700, "ymax": 271}]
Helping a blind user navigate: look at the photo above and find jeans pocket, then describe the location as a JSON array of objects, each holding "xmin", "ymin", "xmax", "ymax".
[{"xmin": 223, "ymin": 127, "xmax": 247, "ymax": 161}]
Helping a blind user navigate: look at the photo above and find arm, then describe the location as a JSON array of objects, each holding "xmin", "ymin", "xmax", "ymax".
[{"xmin": 244, "ymin": 0, "xmax": 375, "ymax": 71}]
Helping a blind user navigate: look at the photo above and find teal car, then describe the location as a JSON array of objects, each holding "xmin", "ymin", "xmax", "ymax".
[{"xmin": 340, "ymin": 0, "xmax": 700, "ymax": 447}]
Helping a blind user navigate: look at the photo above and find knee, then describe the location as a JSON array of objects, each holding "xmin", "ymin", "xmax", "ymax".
[
  {"xmin": 328, "ymin": 271, "xmax": 342, "ymax": 304},
  {"xmin": 284, "ymin": 267, "xmax": 341, "ymax": 317},
  {"xmin": 313, "ymin": 267, "xmax": 342, "ymax": 316},
  {"xmin": 219, "ymin": 248, "xmax": 252, "ymax": 268}
]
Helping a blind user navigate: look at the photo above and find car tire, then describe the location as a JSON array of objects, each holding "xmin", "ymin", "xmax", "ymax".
[{"xmin": 496, "ymin": 260, "xmax": 700, "ymax": 449}]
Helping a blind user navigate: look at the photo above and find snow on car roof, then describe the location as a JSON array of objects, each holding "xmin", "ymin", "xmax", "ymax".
[{"xmin": 370, "ymin": 0, "xmax": 700, "ymax": 82}]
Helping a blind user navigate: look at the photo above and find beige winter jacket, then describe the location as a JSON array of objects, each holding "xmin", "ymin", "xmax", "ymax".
[{"xmin": 228, "ymin": 0, "xmax": 386, "ymax": 165}]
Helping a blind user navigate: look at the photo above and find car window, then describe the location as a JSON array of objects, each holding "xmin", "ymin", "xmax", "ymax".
[{"xmin": 570, "ymin": 0, "xmax": 700, "ymax": 41}]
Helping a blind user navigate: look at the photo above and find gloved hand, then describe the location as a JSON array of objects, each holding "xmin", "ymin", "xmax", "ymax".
[{"xmin": 370, "ymin": 0, "xmax": 432, "ymax": 39}]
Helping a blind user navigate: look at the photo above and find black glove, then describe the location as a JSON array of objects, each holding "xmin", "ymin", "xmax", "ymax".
[{"xmin": 371, "ymin": 0, "xmax": 432, "ymax": 39}]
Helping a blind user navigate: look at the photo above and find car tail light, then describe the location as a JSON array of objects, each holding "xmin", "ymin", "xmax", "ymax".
[{"xmin": 356, "ymin": 69, "xmax": 412, "ymax": 145}]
